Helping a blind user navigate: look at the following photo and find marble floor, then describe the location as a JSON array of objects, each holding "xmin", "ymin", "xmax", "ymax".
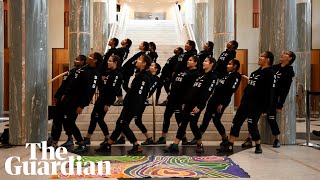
[{"xmin": 0, "ymin": 116, "xmax": 320, "ymax": 179}]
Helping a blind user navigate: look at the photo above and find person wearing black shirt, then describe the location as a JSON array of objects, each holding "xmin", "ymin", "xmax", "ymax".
[
  {"xmin": 197, "ymin": 41, "xmax": 214, "ymax": 72},
  {"xmin": 49, "ymin": 52, "xmax": 102, "ymax": 153},
  {"xmin": 82, "ymin": 55, "xmax": 123, "ymax": 146},
  {"xmin": 48, "ymin": 55, "xmax": 86, "ymax": 147},
  {"xmin": 156, "ymin": 47, "xmax": 183, "ymax": 105},
  {"xmin": 100, "ymin": 38, "xmax": 119, "ymax": 74},
  {"xmin": 217, "ymin": 51, "xmax": 276, "ymax": 154},
  {"xmin": 241, "ymin": 51, "xmax": 296, "ymax": 148},
  {"xmin": 121, "ymin": 41, "xmax": 149, "ymax": 93},
  {"xmin": 215, "ymin": 40, "xmax": 238, "ymax": 78},
  {"xmin": 98, "ymin": 54, "xmax": 152, "ymax": 154},
  {"xmin": 198, "ymin": 59, "xmax": 242, "ymax": 146},
  {"xmin": 174, "ymin": 40, "xmax": 197, "ymax": 76},
  {"xmin": 164, "ymin": 57, "xmax": 218, "ymax": 153},
  {"xmin": 155, "ymin": 56, "xmax": 200, "ymax": 145},
  {"xmin": 147, "ymin": 42, "xmax": 158, "ymax": 63},
  {"xmin": 113, "ymin": 38, "xmax": 132, "ymax": 105}
]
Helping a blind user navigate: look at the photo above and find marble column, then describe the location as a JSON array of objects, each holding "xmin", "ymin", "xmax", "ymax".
[
  {"xmin": 194, "ymin": 0, "xmax": 208, "ymax": 50},
  {"xmin": 259, "ymin": 0, "xmax": 311, "ymax": 145},
  {"xmin": 213, "ymin": 0, "xmax": 234, "ymax": 59},
  {"xmin": 9, "ymin": 0, "xmax": 48, "ymax": 145},
  {"xmin": 213, "ymin": 0, "xmax": 235, "ymax": 112},
  {"xmin": 69, "ymin": 0, "xmax": 90, "ymax": 68},
  {"xmin": 0, "ymin": 0, "xmax": 3, "ymax": 116},
  {"xmin": 93, "ymin": 0, "xmax": 108, "ymax": 54}
]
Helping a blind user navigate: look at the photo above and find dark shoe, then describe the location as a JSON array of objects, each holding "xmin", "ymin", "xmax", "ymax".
[
  {"xmin": 73, "ymin": 145, "xmax": 88, "ymax": 153},
  {"xmin": 114, "ymin": 137, "xmax": 125, "ymax": 144},
  {"xmin": 217, "ymin": 142, "xmax": 233, "ymax": 153},
  {"xmin": 181, "ymin": 137, "xmax": 189, "ymax": 145},
  {"xmin": 163, "ymin": 143, "xmax": 179, "ymax": 153},
  {"xmin": 45, "ymin": 143, "xmax": 58, "ymax": 152},
  {"xmin": 273, "ymin": 139, "xmax": 281, "ymax": 148},
  {"xmin": 156, "ymin": 137, "xmax": 166, "ymax": 144},
  {"xmin": 312, "ymin": 130, "xmax": 320, "ymax": 137},
  {"xmin": 141, "ymin": 137, "xmax": 155, "ymax": 145},
  {"xmin": 241, "ymin": 137, "xmax": 253, "ymax": 148},
  {"xmin": 95, "ymin": 143, "xmax": 111, "ymax": 152},
  {"xmin": 61, "ymin": 138, "xmax": 74, "ymax": 147},
  {"xmin": 188, "ymin": 138, "xmax": 197, "ymax": 145},
  {"xmin": 100, "ymin": 138, "xmax": 109, "ymax": 146},
  {"xmin": 255, "ymin": 144, "xmax": 263, "ymax": 154},
  {"xmin": 196, "ymin": 143, "xmax": 204, "ymax": 153},
  {"xmin": 75, "ymin": 137, "xmax": 91, "ymax": 145},
  {"xmin": 158, "ymin": 100, "xmax": 167, "ymax": 106},
  {"xmin": 220, "ymin": 137, "xmax": 229, "ymax": 147},
  {"xmin": 114, "ymin": 100, "xmax": 123, "ymax": 106},
  {"xmin": 47, "ymin": 137, "xmax": 53, "ymax": 146},
  {"xmin": 127, "ymin": 144, "xmax": 143, "ymax": 154}
]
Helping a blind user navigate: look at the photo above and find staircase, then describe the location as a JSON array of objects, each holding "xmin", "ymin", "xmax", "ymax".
[{"xmin": 49, "ymin": 20, "xmax": 249, "ymax": 142}]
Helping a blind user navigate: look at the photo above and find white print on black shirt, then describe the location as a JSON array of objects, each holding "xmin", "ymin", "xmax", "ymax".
[
  {"xmin": 218, "ymin": 52, "xmax": 229, "ymax": 61},
  {"xmin": 92, "ymin": 75, "xmax": 98, "ymax": 88},
  {"xmin": 139, "ymin": 81, "xmax": 146, "ymax": 94}
]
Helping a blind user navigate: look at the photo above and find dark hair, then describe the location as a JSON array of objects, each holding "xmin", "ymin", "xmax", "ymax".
[
  {"xmin": 126, "ymin": 38, "xmax": 132, "ymax": 49},
  {"xmin": 190, "ymin": 55, "xmax": 199, "ymax": 63},
  {"xmin": 231, "ymin": 40, "xmax": 238, "ymax": 50},
  {"xmin": 93, "ymin": 52, "xmax": 103, "ymax": 67},
  {"xmin": 206, "ymin": 56, "xmax": 216, "ymax": 64},
  {"xmin": 187, "ymin": 40, "xmax": 196, "ymax": 51},
  {"xmin": 207, "ymin": 41, "xmax": 214, "ymax": 52},
  {"xmin": 154, "ymin": 63, "xmax": 161, "ymax": 75},
  {"xmin": 110, "ymin": 55, "xmax": 121, "ymax": 69},
  {"xmin": 141, "ymin": 54, "xmax": 152, "ymax": 69},
  {"xmin": 288, "ymin": 51, "xmax": 296, "ymax": 65},
  {"xmin": 231, "ymin": 59, "xmax": 240, "ymax": 71},
  {"xmin": 149, "ymin": 42, "xmax": 157, "ymax": 51},
  {"xmin": 79, "ymin": 55, "xmax": 87, "ymax": 64},
  {"xmin": 113, "ymin": 38, "xmax": 119, "ymax": 47},
  {"xmin": 177, "ymin": 47, "xmax": 184, "ymax": 54},
  {"xmin": 265, "ymin": 51, "xmax": 274, "ymax": 65},
  {"xmin": 142, "ymin": 41, "xmax": 149, "ymax": 51}
]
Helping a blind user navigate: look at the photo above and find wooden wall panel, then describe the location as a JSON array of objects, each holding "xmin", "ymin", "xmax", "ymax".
[
  {"xmin": 52, "ymin": 48, "xmax": 69, "ymax": 101},
  {"xmin": 234, "ymin": 49, "xmax": 248, "ymax": 108},
  {"xmin": 311, "ymin": 49, "xmax": 320, "ymax": 112}
]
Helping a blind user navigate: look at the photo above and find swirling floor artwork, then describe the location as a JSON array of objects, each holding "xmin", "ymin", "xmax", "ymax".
[{"xmin": 51, "ymin": 155, "xmax": 250, "ymax": 178}]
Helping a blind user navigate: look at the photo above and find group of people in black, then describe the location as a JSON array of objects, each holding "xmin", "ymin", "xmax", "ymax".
[{"xmin": 48, "ymin": 37, "xmax": 296, "ymax": 155}]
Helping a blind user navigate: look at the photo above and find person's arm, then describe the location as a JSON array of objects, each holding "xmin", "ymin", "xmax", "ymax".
[
  {"xmin": 276, "ymin": 69, "xmax": 295, "ymax": 109},
  {"xmin": 196, "ymin": 75, "xmax": 217, "ymax": 110},
  {"xmin": 219, "ymin": 74, "xmax": 242, "ymax": 107}
]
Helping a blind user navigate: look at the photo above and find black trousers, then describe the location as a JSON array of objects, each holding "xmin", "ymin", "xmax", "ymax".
[
  {"xmin": 122, "ymin": 73, "xmax": 131, "ymax": 93},
  {"xmin": 87, "ymin": 100, "xmax": 109, "ymax": 136},
  {"xmin": 156, "ymin": 78, "xmax": 171, "ymax": 102},
  {"xmin": 51, "ymin": 102, "xmax": 78, "ymax": 142},
  {"xmin": 162, "ymin": 95, "xmax": 183, "ymax": 133},
  {"xmin": 110, "ymin": 106, "xmax": 139, "ymax": 144},
  {"xmin": 199, "ymin": 98, "xmax": 226, "ymax": 136},
  {"xmin": 266, "ymin": 104, "xmax": 280, "ymax": 136},
  {"xmin": 134, "ymin": 106, "xmax": 148, "ymax": 134},
  {"xmin": 230, "ymin": 102, "xmax": 262, "ymax": 141},
  {"xmin": 176, "ymin": 104, "xmax": 202, "ymax": 140}
]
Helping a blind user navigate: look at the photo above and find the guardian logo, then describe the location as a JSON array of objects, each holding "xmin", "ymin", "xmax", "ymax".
[{"xmin": 5, "ymin": 141, "xmax": 111, "ymax": 176}]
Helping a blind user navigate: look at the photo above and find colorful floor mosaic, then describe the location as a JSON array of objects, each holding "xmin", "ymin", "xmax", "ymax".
[{"xmin": 51, "ymin": 155, "xmax": 249, "ymax": 178}]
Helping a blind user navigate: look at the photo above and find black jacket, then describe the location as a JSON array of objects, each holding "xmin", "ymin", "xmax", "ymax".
[
  {"xmin": 115, "ymin": 47, "xmax": 130, "ymax": 65},
  {"xmin": 197, "ymin": 50, "xmax": 213, "ymax": 71},
  {"xmin": 147, "ymin": 51, "xmax": 158, "ymax": 63},
  {"xmin": 160, "ymin": 54, "xmax": 179, "ymax": 80},
  {"xmin": 122, "ymin": 51, "xmax": 146, "ymax": 76},
  {"xmin": 170, "ymin": 68, "xmax": 200, "ymax": 102},
  {"xmin": 63, "ymin": 65, "xmax": 99, "ymax": 109},
  {"xmin": 184, "ymin": 70, "xmax": 218, "ymax": 110},
  {"xmin": 272, "ymin": 64, "xmax": 295, "ymax": 109},
  {"xmin": 215, "ymin": 49, "xmax": 236, "ymax": 78},
  {"xmin": 101, "ymin": 48, "xmax": 117, "ymax": 73},
  {"xmin": 54, "ymin": 67, "xmax": 78, "ymax": 101},
  {"xmin": 211, "ymin": 71, "xmax": 242, "ymax": 107},
  {"xmin": 174, "ymin": 50, "xmax": 197, "ymax": 75},
  {"xmin": 148, "ymin": 75, "xmax": 160, "ymax": 98},
  {"xmin": 98, "ymin": 69, "xmax": 123, "ymax": 106},
  {"xmin": 123, "ymin": 69, "xmax": 151, "ymax": 114},
  {"xmin": 241, "ymin": 67, "xmax": 275, "ymax": 113}
]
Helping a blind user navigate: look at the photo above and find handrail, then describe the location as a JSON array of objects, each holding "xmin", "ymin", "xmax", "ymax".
[{"xmin": 185, "ymin": 23, "xmax": 199, "ymax": 52}]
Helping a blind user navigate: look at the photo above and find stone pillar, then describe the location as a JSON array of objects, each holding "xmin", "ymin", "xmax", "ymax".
[
  {"xmin": 9, "ymin": 0, "xmax": 48, "ymax": 145},
  {"xmin": 194, "ymin": 0, "xmax": 208, "ymax": 49},
  {"xmin": 213, "ymin": 0, "xmax": 235, "ymax": 112},
  {"xmin": 259, "ymin": 0, "xmax": 311, "ymax": 145},
  {"xmin": 0, "ymin": 0, "xmax": 3, "ymax": 116},
  {"xmin": 69, "ymin": 0, "xmax": 90, "ymax": 68},
  {"xmin": 93, "ymin": 0, "xmax": 108, "ymax": 54}
]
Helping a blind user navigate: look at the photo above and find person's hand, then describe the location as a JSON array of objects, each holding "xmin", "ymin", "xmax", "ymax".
[
  {"xmin": 217, "ymin": 104, "xmax": 223, "ymax": 113},
  {"xmin": 53, "ymin": 98, "xmax": 57, "ymax": 105},
  {"xmin": 76, "ymin": 107, "xmax": 83, "ymax": 114},
  {"xmin": 193, "ymin": 107, "xmax": 200, "ymax": 114},
  {"xmin": 182, "ymin": 104, "xmax": 185, "ymax": 110},
  {"xmin": 242, "ymin": 74, "xmax": 249, "ymax": 80},
  {"xmin": 101, "ymin": 76, "xmax": 106, "ymax": 80},
  {"xmin": 104, "ymin": 105, "xmax": 109, "ymax": 112},
  {"xmin": 276, "ymin": 108, "xmax": 282, "ymax": 112},
  {"xmin": 262, "ymin": 113, "xmax": 267, "ymax": 116},
  {"xmin": 61, "ymin": 95, "xmax": 65, "ymax": 101}
]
